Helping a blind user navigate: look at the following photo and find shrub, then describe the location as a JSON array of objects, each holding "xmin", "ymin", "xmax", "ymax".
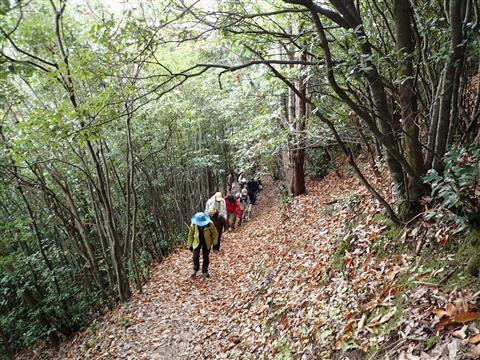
[{"xmin": 423, "ymin": 146, "xmax": 480, "ymax": 232}]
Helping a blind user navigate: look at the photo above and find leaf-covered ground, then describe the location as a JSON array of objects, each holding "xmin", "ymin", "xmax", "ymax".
[{"xmin": 22, "ymin": 171, "xmax": 480, "ymax": 359}]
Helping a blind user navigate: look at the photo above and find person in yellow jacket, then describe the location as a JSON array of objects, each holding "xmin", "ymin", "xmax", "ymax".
[{"xmin": 187, "ymin": 212, "xmax": 218, "ymax": 278}]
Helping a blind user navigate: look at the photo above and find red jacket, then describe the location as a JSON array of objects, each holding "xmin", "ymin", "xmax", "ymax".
[{"xmin": 225, "ymin": 197, "xmax": 241, "ymax": 218}]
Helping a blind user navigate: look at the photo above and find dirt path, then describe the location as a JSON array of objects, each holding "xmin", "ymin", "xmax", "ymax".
[
  {"xmin": 35, "ymin": 182, "xmax": 288, "ymax": 359},
  {"xmin": 27, "ymin": 171, "xmax": 474, "ymax": 359}
]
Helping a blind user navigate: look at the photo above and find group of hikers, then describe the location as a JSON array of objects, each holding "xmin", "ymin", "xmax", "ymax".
[{"xmin": 187, "ymin": 171, "xmax": 262, "ymax": 278}]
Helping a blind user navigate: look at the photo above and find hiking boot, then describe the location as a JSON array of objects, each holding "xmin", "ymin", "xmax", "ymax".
[
  {"xmin": 202, "ymin": 272, "xmax": 210, "ymax": 278},
  {"xmin": 190, "ymin": 271, "xmax": 197, "ymax": 278}
]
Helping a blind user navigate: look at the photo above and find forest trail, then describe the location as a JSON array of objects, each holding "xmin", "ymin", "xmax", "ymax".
[
  {"xmin": 28, "ymin": 173, "xmax": 351, "ymax": 359},
  {"xmin": 24, "ymin": 171, "xmax": 480, "ymax": 359}
]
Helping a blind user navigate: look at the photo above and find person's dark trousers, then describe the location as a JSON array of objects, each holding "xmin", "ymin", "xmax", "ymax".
[
  {"xmin": 193, "ymin": 237, "xmax": 210, "ymax": 273},
  {"xmin": 248, "ymin": 191, "xmax": 257, "ymax": 205},
  {"xmin": 213, "ymin": 231, "xmax": 222, "ymax": 251}
]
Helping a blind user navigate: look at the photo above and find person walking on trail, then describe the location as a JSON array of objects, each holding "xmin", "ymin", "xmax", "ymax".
[
  {"xmin": 225, "ymin": 194, "xmax": 241, "ymax": 231},
  {"xmin": 205, "ymin": 192, "xmax": 227, "ymax": 221},
  {"xmin": 187, "ymin": 212, "xmax": 218, "ymax": 278},
  {"xmin": 257, "ymin": 177, "xmax": 263, "ymax": 192},
  {"xmin": 237, "ymin": 188, "xmax": 251, "ymax": 225},
  {"xmin": 208, "ymin": 207, "xmax": 227, "ymax": 252},
  {"xmin": 237, "ymin": 170, "xmax": 247, "ymax": 189},
  {"xmin": 246, "ymin": 177, "xmax": 259, "ymax": 205}
]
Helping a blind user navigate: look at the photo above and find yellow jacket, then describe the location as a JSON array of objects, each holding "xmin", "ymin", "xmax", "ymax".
[{"xmin": 187, "ymin": 221, "xmax": 219, "ymax": 249}]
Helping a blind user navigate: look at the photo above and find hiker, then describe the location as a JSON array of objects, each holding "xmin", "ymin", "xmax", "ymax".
[
  {"xmin": 237, "ymin": 188, "xmax": 251, "ymax": 225},
  {"xmin": 208, "ymin": 207, "xmax": 227, "ymax": 252},
  {"xmin": 205, "ymin": 192, "xmax": 227, "ymax": 221},
  {"xmin": 246, "ymin": 177, "xmax": 259, "ymax": 205},
  {"xmin": 257, "ymin": 177, "xmax": 263, "ymax": 192},
  {"xmin": 224, "ymin": 194, "xmax": 241, "ymax": 231},
  {"xmin": 187, "ymin": 212, "xmax": 218, "ymax": 278},
  {"xmin": 237, "ymin": 170, "xmax": 247, "ymax": 189}
]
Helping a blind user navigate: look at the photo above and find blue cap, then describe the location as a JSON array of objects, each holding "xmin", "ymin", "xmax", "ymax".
[{"xmin": 191, "ymin": 212, "xmax": 210, "ymax": 226}]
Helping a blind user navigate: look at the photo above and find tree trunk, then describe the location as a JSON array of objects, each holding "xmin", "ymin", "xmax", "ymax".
[
  {"xmin": 433, "ymin": 0, "xmax": 466, "ymax": 170},
  {"xmin": 394, "ymin": 0, "xmax": 425, "ymax": 216},
  {"xmin": 426, "ymin": 75, "xmax": 443, "ymax": 168},
  {"xmin": 302, "ymin": 3, "xmax": 420, "ymax": 196},
  {"xmin": 292, "ymin": 48, "xmax": 307, "ymax": 196}
]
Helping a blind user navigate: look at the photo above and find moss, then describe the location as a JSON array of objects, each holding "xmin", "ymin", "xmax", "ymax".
[
  {"xmin": 365, "ymin": 296, "xmax": 405, "ymax": 359},
  {"xmin": 467, "ymin": 228, "xmax": 480, "ymax": 245},
  {"xmin": 397, "ymin": 273, "xmax": 417, "ymax": 291},
  {"xmin": 468, "ymin": 256, "xmax": 480, "ymax": 277},
  {"xmin": 370, "ymin": 215, "xmax": 404, "ymax": 258},
  {"xmin": 410, "ymin": 228, "xmax": 480, "ymax": 291},
  {"xmin": 463, "ymin": 229, "xmax": 480, "ymax": 277},
  {"xmin": 331, "ymin": 234, "xmax": 355, "ymax": 271},
  {"xmin": 426, "ymin": 336, "xmax": 438, "ymax": 350},
  {"xmin": 278, "ymin": 182, "xmax": 291, "ymax": 211},
  {"xmin": 340, "ymin": 193, "xmax": 362, "ymax": 209},
  {"xmin": 397, "ymin": 198, "xmax": 422, "ymax": 222},
  {"xmin": 385, "ymin": 295, "xmax": 405, "ymax": 332},
  {"xmin": 274, "ymin": 338, "xmax": 293, "ymax": 360},
  {"xmin": 90, "ymin": 319, "xmax": 99, "ymax": 333}
]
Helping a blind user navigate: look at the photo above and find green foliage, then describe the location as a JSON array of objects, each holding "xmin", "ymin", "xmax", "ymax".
[
  {"xmin": 305, "ymin": 147, "xmax": 336, "ymax": 179},
  {"xmin": 0, "ymin": 0, "xmax": 289, "ymax": 351},
  {"xmin": 273, "ymin": 338, "xmax": 293, "ymax": 360},
  {"xmin": 423, "ymin": 146, "xmax": 480, "ymax": 231},
  {"xmin": 0, "ymin": 0, "xmax": 478, "ymax": 354},
  {"xmin": 277, "ymin": 181, "xmax": 291, "ymax": 211}
]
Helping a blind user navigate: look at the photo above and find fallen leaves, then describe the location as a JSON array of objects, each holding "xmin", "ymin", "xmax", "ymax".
[
  {"xmin": 17, "ymin": 170, "xmax": 480, "ymax": 360},
  {"xmin": 435, "ymin": 312, "xmax": 480, "ymax": 332},
  {"xmin": 469, "ymin": 334, "xmax": 480, "ymax": 344},
  {"xmin": 368, "ymin": 307, "xmax": 397, "ymax": 328}
]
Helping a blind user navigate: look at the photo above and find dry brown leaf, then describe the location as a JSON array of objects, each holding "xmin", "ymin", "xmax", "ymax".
[
  {"xmin": 446, "ymin": 303, "xmax": 456, "ymax": 317},
  {"xmin": 453, "ymin": 311, "xmax": 480, "ymax": 323},
  {"xmin": 386, "ymin": 269, "xmax": 399, "ymax": 281},
  {"xmin": 357, "ymin": 313, "xmax": 368, "ymax": 331},
  {"xmin": 368, "ymin": 307, "xmax": 397, "ymax": 327},
  {"xmin": 343, "ymin": 319, "xmax": 356, "ymax": 334},
  {"xmin": 468, "ymin": 344, "xmax": 480, "ymax": 357},
  {"xmin": 432, "ymin": 308, "xmax": 449, "ymax": 317},
  {"xmin": 436, "ymin": 311, "xmax": 480, "ymax": 332},
  {"xmin": 468, "ymin": 334, "xmax": 480, "ymax": 344}
]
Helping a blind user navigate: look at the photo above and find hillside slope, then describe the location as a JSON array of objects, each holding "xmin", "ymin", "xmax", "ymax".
[{"xmin": 21, "ymin": 171, "xmax": 480, "ymax": 359}]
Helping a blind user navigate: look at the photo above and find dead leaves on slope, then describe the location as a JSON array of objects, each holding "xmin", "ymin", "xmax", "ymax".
[{"xmin": 20, "ymin": 171, "xmax": 480, "ymax": 359}]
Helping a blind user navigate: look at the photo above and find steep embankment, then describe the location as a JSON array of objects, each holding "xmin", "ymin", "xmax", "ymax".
[{"xmin": 23, "ymin": 171, "xmax": 480, "ymax": 359}]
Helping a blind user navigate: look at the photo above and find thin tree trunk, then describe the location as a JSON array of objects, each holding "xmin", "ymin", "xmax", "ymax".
[
  {"xmin": 125, "ymin": 111, "xmax": 142, "ymax": 292},
  {"xmin": 300, "ymin": 3, "xmax": 421, "ymax": 193},
  {"xmin": 292, "ymin": 47, "xmax": 307, "ymax": 196},
  {"xmin": 394, "ymin": 0, "xmax": 425, "ymax": 216},
  {"xmin": 433, "ymin": 0, "xmax": 466, "ymax": 170},
  {"xmin": 426, "ymin": 75, "xmax": 443, "ymax": 168}
]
